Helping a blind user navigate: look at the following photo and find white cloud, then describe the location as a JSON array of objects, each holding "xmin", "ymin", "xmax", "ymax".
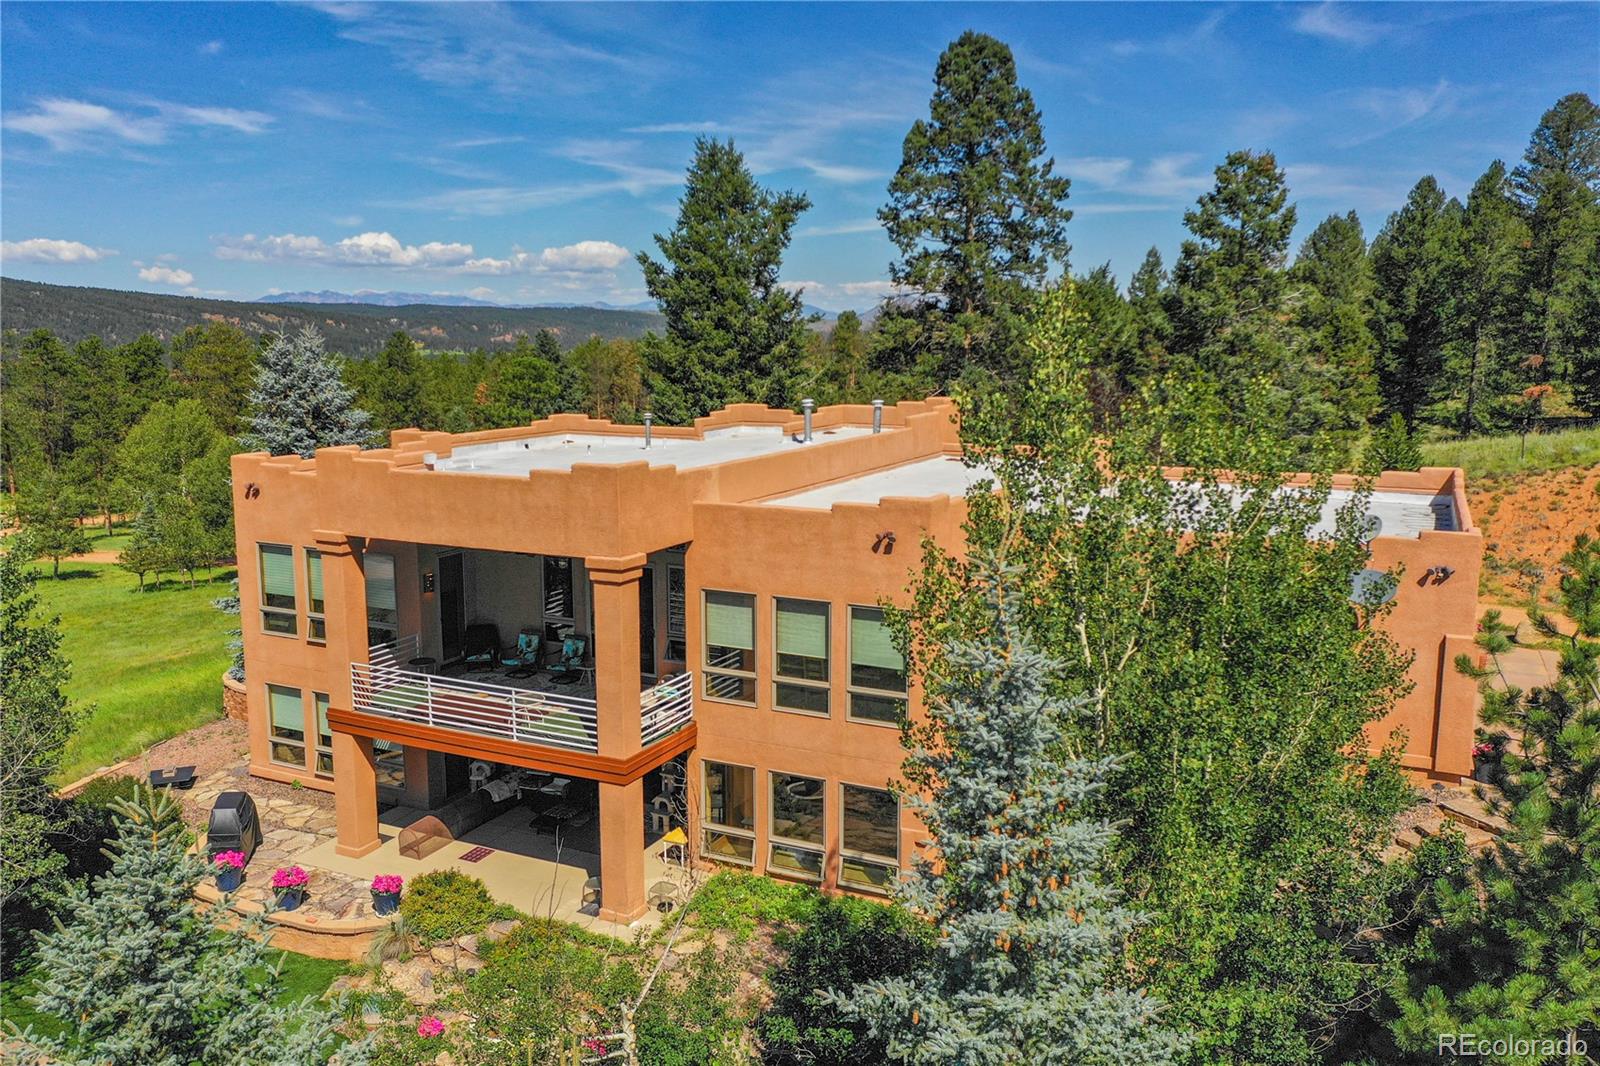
[
  {"xmin": 449, "ymin": 134, "xmax": 526, "ymax": 149},
  {"xmin": 3, "ymin": 96, "xmax": 271, "ymax": 151},
  {"xmin": 1293, "ymin": 3, "xmax": 1388, "ymax": 46},
  {"xmin": 624, "ymin": 121, "xmax": 729, "ymax": 135},
  {"xmin": 781, "ymin": 278, "xmax": 905, "ymax": 309},
  {"xmin": 1110, "ymin": 11, "xmax": 1227, "ymax": 59},
  {"xmin": 332, "ymin": 214, "xmax": 364, "ymax": 227},
  {"xmin": 1338, "ymin": 79, "xmax": 1460, "ymax": 146},
  {"xmin": 199, "ymin": 39, "xmax": 225, "ymax": 55},
  {"xmin": 798, "ymin": 159, "xmax": 882, "ymax": 183},
  {"xmin": 213, "ymin": 230, "xmax": 631, "ymax": 279},
  {"xmin": 537, "ymin": 240, "xmax": 630, "ymax": 272},
  {"xmin": 0, "ymin": 237, "xmax": 116, "ymax": 263},
  {"xmin": 1063, "ymin": 156, "xmax": 1134, "ymax": 186},
  {"xmin": 797, "ymin": 219, "xmax": 882, "ymax": 238},
  {"xmin": 138, "ymin": 264, "xmax": 195, "ymax": 286}
]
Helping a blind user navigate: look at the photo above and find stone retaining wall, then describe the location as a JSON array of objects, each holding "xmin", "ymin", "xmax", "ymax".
[
  {"xmin": 222, "ymin": 672, "xmax": 248, "ymax": 721},
  {"xmin": 194, "ymin": 880, "xmax": 387, "ymax": 961}
]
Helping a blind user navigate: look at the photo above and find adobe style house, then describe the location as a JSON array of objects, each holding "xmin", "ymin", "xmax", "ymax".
[{"xmin": 230, "ymin": 398, "xmax": 1483, "ymax": 923}]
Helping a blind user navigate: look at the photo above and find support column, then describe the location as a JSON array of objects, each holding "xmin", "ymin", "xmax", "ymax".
[
  {"xmin": 313, "ymin": 529, "xmax": 368, "ymax": 712},
  {"xmin": 400, "ymin": 747, "xmax": 448, "ymax": 810},
  {"xmin": 598, "ymin": 778, "xmax": 647, "ymax": 923},
  {"xmin": 585, "ymin": 554, "xmax": 646, "ymax": 756},
  {"xmin": 333, "ymin": 732, "xmax": 381, "ymax": 857}
]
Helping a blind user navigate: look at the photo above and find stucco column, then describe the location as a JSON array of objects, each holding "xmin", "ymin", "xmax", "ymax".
[
  {"xmin": 400, "ymin": 747, "xmax": 448, "ymax": 810},
  {"xmin": 597, "ymin": 777, "xmax": 647, "ymax": 923},
  {"xmin": 585, "ymin": 554, "xmax": 646, "ymax": 756},
  {"xmin": 312, "ymin": 530, "xmax": 368, "ymax": 710},
  {"xmin": 333, "ymin": 732, "xmax": 380, "ymax": 857}
]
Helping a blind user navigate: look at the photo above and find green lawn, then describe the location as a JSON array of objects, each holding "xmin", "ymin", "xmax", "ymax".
[
  {"xmin": 1420, "ymin": 425, "xmax": 1600, "ymax": 479},
  {"xmin": 31, "ymin": 560, "xmax": 237, "ymax": 783}
]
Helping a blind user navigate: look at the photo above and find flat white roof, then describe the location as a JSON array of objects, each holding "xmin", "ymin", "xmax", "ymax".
[
  {"xmin": 763, "ymin": 456, "xmax": 1458, "ymax": 538},
  {"xmin": 425, "ymin": 423, "xmax": 882, "ymax": 476}
]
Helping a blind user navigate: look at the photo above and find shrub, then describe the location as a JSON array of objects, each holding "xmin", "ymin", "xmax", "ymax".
[
  {"xmin": 636, "ymin": 939, "xmax": 751, "ymax": 1066},
  {"xmin": 57, "ymin": 774, "xmax": 145, "ymax": 883},
  {"xmin": 678, "ymin": 870, "xmax": 822, "ymax": 940},
  {"xmin": 397, "ymin": 869, "xmax": 518, "ymax": 943},
  {"xmin": 759, "ymin": 896, "xmax": 933, "ymax": 1065}
]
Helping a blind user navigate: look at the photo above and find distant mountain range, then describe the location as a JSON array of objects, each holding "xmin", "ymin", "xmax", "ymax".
[
  {"xmin": 0, "ymin": 277, "xmax": 665, "ymax": 356},
  {"xmin": 256, "ymin": 289, "xmax": 842, "ymax": 320}
]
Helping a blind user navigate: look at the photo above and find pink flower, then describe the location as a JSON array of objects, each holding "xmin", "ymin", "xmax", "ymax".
[
  {"xmin": 371, "ymin": 874, "xmax": 403, "ymax": 895},
  {"xmin": 213, "ymin": 850, "xmax": 247, "ymax": 870},
  {"xmin": 271, "ymin": 866, "xmax": 309, "ymax": 890},
  {"xmin": 582, "ymin": 1037, "xmax": 609, "ymax": 1054},
  {"xmin": 417, "ymin": 1016, "xmax": 445, "ymax": 1038}
]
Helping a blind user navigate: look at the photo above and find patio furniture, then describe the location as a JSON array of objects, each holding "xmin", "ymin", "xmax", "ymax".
[
  {"xmin": 530, "ymin": 803, "xmax": 579, "ymax": 836},
  {"xmin": 648, "ymin": 879, "xmax": 684, "ymax": 913},
  {"xmin": 206, "ymin": 792, "xmax": 262, "ymax": 863},
  {"xmin": 407, "ymin": 656, "xmax": 439, "ymax": 675},
  {"xmin": 546, "ymin": 635, "xmax": 588, "ymax": 685},
  {"xmin": 582, "ymin": 876, "xmax": 601, "ymax": 908},
  {"xmin": 539, "ymin": 776, "xmax": 573, "ymax": 800},
  {"xmin": 398, "ymin": 815, "xmax": 452, "ymax": 860},
  {"xmin": 655, "ymin": 826, "xmax": 688, "ymax": 867},
  {"xmin": 501, "ymin": 627, "xmax": 542, "ymax": 679},
  {"xmin": 149, "ymin": 765, "xmax": 197, "ymax": 790},
  {"xmin": 462, "ymin": 623, "xmax": 501, "ymax": 671}
]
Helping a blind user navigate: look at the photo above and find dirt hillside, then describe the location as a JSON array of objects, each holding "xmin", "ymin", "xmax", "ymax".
[{"xmin": 1470, "ymin": 464, "xmax": 1600, "ymax": 607}]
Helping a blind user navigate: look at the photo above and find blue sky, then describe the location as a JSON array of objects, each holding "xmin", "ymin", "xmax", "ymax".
[{"xmin": 2, "ymin": 2, "xmax": 1595, "ymax": 311}]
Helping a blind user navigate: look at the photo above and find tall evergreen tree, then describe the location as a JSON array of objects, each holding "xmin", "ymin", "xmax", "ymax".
[
  {"xmin": 1168, "ymin": 150, "xmax": 1302, "ymax": 440},
  {"xmin": 1288, "ymin": 212, "xmax": 1381, "ymax": 458},
  {"xmin": 1074, "ymin": 264, "xmax": 1139, "ymax": 425},
  {"xmin": 1450, "ymin": 162, "xmax": 1532, "ymax": 433},
  {"xmin": 1511, "ymin": 92, "xmax": 1600, "ymax": 383},
  {"xmin": 874, "ymin": 31, "xmax": 1071, "ymax": 389},
  {"xmin": 170, "ymin": 322, "xmax": 258, "ymax": 435},
  {"xmin": 242, "ymin": 326, "xmax": 372, "ymax": 457},
  {"xmin": 638, "ymin": 137, "xmax": 812, "ymax": 423},
  {"xmin": 12, "ymin": 786, "xmax": 368, "ymax": 1066},
  {"xmin": 0, "ymin": 329, "xmax": 78, "ymax": 488},
  {"xmin": 485, "ymin": 342, "xmax": 562, "ymax": 427},
  {"xmin": 829, "ymin": 558, "xmax": 1182, "ymax": 1065},
  {"xmin": 808, "ymin": 310, "xmax": 873, "ymax": 405},
  {"xmin": 357, "ymin": 330, "xmax": 428, "ymax": 435},
  {"xmin": 1128, "ymin": 246, "xmax": 1172, "ymax": 377},
  {"xmin": 16, "ymin": 469, "xmax": 90, "ymax": 579},
  {"xmin": 1372, "ymin": 177, "xmax": 1464, "ymax": 424}
]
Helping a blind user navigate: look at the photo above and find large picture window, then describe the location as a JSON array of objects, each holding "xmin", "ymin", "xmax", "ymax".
[
  {"xmin": 769, "ymin": 771, "xmax": 825, "ymax": 881},
  {"xmin": 313, "ymin": 692, "xmax": 332, "ymax": 776},
  {"xmin": 305, "ymin": 548, "xmax": 326, "ymax": 643},
  {"xmin": 848, "ymin": 606, "xmax": 907, "ymax": 724},
  {"xmin": 267, "ymin": 684, "xmax": 306, "ymax": 767},
  {"xmin": 701, "ymin": 761, "xmax": 755, "ymax": 865},
  {"xmin": 703, "ymin": 591, "xmax": 756, "ymax": 703},
  {"xmin": 259, "ymin": 545, "xmax": 297, "ymax": 636},
  {"xmin": 840, "ymin": 783, "xmax": 899, "ymax": 894},
  {"xmin": 774, "ymin": 598, "xmax": 829, "ymax": 715},
  {"xmin": 365, "ymin": 552, "xmax": 398, "ymax": 646}
]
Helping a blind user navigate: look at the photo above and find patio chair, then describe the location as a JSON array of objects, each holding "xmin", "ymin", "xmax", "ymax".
[
  {"xmin": 502, "ymin": 627, "xmax": 542, "ymax": 679},
  {"xmin": 462, "ymin": 623, "xmax": 501, "ymax": 671},
  {"xmin": 546, "ymin": 635, "xmax": 588, "ymax": 685}
]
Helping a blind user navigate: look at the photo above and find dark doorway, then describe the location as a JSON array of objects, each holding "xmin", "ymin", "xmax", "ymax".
[
  {"xmin": 639, "ymin": 566, "xmax": 656, "ymax": 678},
  {"xmin": 439, "ymin": 552, "xmax": 466, "ymax": 661}
]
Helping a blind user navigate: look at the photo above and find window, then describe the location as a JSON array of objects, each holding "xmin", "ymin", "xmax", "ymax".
[
  {"xmin": 259, "ymin": 545, "xmax": 297, "ymax": 635},
  {"xmin": 305, "ymin": 549, "xmax": 326, "ymax": 643},
  {"xmin": 544, "ymin": 556, "xmax": 573, "ymax": 622},
  {"xmin": 313, "ymin": 692, "xmax": 332, "ymax": 776},
  {"xmin": 703, "ymin": 591, "xmax": 756, "ymax": 703},
  {"xmin": 701, "ymin": 761, "xmax": 755, "ymax": 865},
  {"xmin": 365, "ymin": 552, "xmax": 397, "ymax": 646},
  {"xmin": 774, "ymin": 598, "xmax": 829, "ymax": 715},
  {"xmin": 267, "ymin": 684, "xmax": 305, "ymax": 767},
  {"xmin": 848, "ymin": 606, "xmax": 907, "ymax": 724},
  {"xmin": 769, "ymin": 771, "xmax": 825, "ymax": 881},
  {"xmin": 665, "ymin": 564, "xmax": 687, "ymax": 662},
  {"xmin": 840, "ymin": 784, "xmax": 899, "ymax": 894}
]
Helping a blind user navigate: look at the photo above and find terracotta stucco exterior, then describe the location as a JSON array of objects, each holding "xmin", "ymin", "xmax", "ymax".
[{"xmin": 231, "ymin": 397, "xmax": 1481, "ymax": 922}]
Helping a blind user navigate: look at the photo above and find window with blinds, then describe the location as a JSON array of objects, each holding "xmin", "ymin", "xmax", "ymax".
[
  {"xmin": 259, "ymin": 545, "xmax": 297, "ymax": 636},
  {"xmin": 305, "ymin": 548, "xmax": 326, "ymax": 642},
  {"xmin": 703, "ymin": 590, "xmax": 756, "ymax": 703},
  {"xmin": 365, "ymin": 552, "xmax": 397, "ymax": 645},
  {"xmin": 314, "ymin": 692, "xmax": 332, "ymax": 776},
  {"xmin": 267, "ymin": 684, "xmax": 305, "ymax": 767},
  {"xmin": 774, "ymin": 598, "xmax": 829, "ymax": 715},
  {"xmin": 848, "ymin": 606, "xmax": 906, "ymax": 725}
]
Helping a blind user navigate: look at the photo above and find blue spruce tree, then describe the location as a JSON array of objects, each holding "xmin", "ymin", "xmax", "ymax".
[
  {"xmin": 826, "ymin": 558, "xmax": 1184, "ymax": 1064},
  {"xmin": 243, "ymin": 326, "xmax": 372, "ymax": 457},
  {"xmin": 10, "ymin": 785, "xmax": 368, "ymax": 1066}
]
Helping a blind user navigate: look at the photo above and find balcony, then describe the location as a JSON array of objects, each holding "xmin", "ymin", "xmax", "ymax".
[{"xmin": 352, "ymin": 637, "xmax": 694, "ymax": 756}]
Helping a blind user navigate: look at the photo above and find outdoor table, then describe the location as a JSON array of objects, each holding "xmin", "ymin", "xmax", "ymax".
[{"xmin": 530, "ymin": 803, "xmax": 579, "ymax": 835}]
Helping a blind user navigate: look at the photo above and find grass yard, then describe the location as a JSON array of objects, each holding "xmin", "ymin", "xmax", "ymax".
[
  {"xmin": 31, "ymin": 559, "xmax": 237, "ymax": 784},
  {"xmin": 1421, "ymin": 425, "xmax": 1600, "ymax": 479}
]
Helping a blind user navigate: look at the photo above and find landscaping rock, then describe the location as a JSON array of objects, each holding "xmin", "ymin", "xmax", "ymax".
[
  {"xmin": 455, "ymin": 934, "xmax": 480, "ymax": 957},
  {"xmin": 482, "ymin": 918, "xmax": 518, "ymax": 943}
]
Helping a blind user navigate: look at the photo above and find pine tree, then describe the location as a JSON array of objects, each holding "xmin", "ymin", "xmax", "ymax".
[
  {"xmin": 874, "ymin": 31, "xmax": 1071, "ymax": 389},
  {"xmin": 243, "ymin": 326, "xmax": 373, "ymax": 457},
  {"xmin": 1511, "ymin": 92, "xmax": 1600, "ymax": 383},
  {"xmin": 16, "ymin": 468, "xmax": 90, "ymax": 579},
  {"xmin": 116, "ymin": 499, "xmax": 164, "ymax": 591},
  {"xmin": 1167, "ymin": 150, "xmax": 1301, "ymax": 439},
  {"xmin": 11, "ymin": 785, "xmax": 369, "ymax": 1066},
  {"xmin": 1364, "ymin": 412, "xmax": 1424, "ymax": 473},
  {"xmin": 1074, "ymin": 264, "xmax": 1139, "ymax": 425},
  {"xmin": 827, "ymin": 559, "xmax": 1182, "ymax": 1065},
  {"xmin": 359, "ymin": 330, "xmax": 428, "ymax": 435},
  {"xmin": 1449, "ymin": 162, "xmax": 1532, "ymax": 434},
  {"xmin": 1388, "ymin": 534, "xmax": 1600, "ymax": 1061},
  {"xmin": 1128, "ymin": 246, "xmax": 1172, "ymax": 381},
  {"xmin": 485, "ymin": 342, "xmax": 562, "ymax": 427},
  {"xmin": 170, "ymin": 322, "xmax": 258, "ymax": 435},
  {"xmin": 638, "ymin": 137, "xmax": 812, "ymax": 423},
  {"xmin": 1372, "ymin": 177, "xmax": 1464, "ymax": 425},
  {"xmin": 1288, "ymin": 211, "xmax": 1381, "ymax": 457}
]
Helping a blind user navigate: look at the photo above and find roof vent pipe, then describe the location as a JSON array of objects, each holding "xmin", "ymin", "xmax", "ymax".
[
  {"xmin": 801, "ymin": 398, "xmax": 814, "ymax": 442},
  {"xmin": 643, "ymin": 412, "xmax": 653, "ymax": 448},
  {"xmin": 871, "ymin": 399, "xmax": 883, "ymax": 434}
]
